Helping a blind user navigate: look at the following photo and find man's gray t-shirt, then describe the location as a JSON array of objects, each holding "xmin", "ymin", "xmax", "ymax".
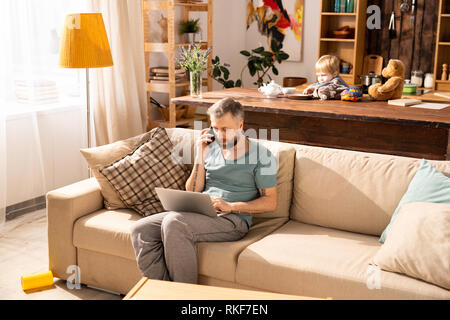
[{"xmin": 203, "ymin": 138, "xmax": 278, "ymax": 227}]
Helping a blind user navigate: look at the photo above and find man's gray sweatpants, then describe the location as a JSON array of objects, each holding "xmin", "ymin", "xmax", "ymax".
[{"xmin": 129, "ymin": 211, "xmax": 249, "ymax": 284}]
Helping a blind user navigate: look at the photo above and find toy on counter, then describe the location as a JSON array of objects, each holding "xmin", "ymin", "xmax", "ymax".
[
  {"xmin": 313, "ymin": 78, "xmax": 348, "ymax": 100},
  {"xmin": 368, "ymin": 59, "xmax": 405, "ymax": 101},
  {"xmin": 341, "ymin": 86, "xmax": 363, "ymax": 102}
]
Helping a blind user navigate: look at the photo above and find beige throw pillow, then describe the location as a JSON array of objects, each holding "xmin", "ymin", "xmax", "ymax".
[
  {"xmin": 80, "ymin": 130, "xmax": 154, "ymax": 209},
  {"xmin": 372, "ymin": 202, "xmax": 450, "ymax": 290}
]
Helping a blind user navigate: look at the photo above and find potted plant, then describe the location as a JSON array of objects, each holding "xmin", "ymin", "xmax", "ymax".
[
  {"xmin": 174, "ymin": 43, "xmax": 211, "ymax": 98},
  {"xmin": 179, "ymin": 18, "xmax": 201, "ymax": 44},
  {"xmin": 210, "ymin": 40, "xmax": 289, "ymax": 88}
]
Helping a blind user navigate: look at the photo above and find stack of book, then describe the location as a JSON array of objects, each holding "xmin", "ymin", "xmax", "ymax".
[
  {"xmin": 149, "ymin": 67, "xmax": 187, "ymax": 83},
  {"xmin": 14, "ymin": 78, "xmax": 59, "ymax": 105}
]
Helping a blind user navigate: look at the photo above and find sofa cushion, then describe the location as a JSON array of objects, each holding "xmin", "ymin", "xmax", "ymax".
[
  {"xmin": 290, "ymin": 144, "xmax": 450, "ymax": 236},
  {"xmin": 380, "ymin": 159, "xmax": 450, "ymax": 243},
  {"xmin": 235, "ymin": 221, "xmax": 450, "ymax": 300},
  {"xmin": 373, "ymin": 202, "xmax": 450, "ymax": 290},
  {"xmin": 73, "ymin": 209, "xmax": 288, "ymax": 282},
  {"xmin": 73, "ymin": 208, "xmax": 141, "ymax": 261},
  {"xmin": 167, "ymin": 128, "xmax": 296, "ymax": 219}
]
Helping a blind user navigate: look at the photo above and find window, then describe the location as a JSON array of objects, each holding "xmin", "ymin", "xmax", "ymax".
[{"xmin": 0, "ymin": 0, "xmax": 88, "ymax": 111}]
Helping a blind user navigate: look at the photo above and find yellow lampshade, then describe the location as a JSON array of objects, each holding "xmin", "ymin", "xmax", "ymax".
[{"xmin": 59, "ymin": 13, "xmax": 113, "ymax": 68}]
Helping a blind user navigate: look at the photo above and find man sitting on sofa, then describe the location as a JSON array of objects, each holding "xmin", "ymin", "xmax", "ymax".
[{"xmin": 130, "ymin": 97, "xmax": 278, "ymax": 284}]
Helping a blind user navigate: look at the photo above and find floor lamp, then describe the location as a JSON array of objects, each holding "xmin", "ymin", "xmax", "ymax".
[{"xmin": 58, "ymin": 13, "xmax": 113, "ymax": 177}]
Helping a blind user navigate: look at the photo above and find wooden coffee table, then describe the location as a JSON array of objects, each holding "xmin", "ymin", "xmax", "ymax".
[{"xmin": 123, "ymin": 277, "xmax": 326, "ymax": 300}]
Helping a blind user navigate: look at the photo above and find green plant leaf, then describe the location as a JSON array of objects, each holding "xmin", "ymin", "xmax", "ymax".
[
  {"xmin": 220, "ymin": 66, "xmax": 230, "ymax": 80},
  {"xmin": 270, "ymin": 39, "xmax": 278, "ymax": 52},
  {"xmin": 240, "ymin": 50, "xmax": 251, "ymax": 57},
  {"xmin": 213, "ymin": 67, "xmax": 221, "ymax": 78},
  {"xmin": 272, "ymin": 66, "xmax": 279, "ymax": 75},
  {"xmin": 225, "ymin": 80, "xmax": 235, "ymax": 88},
  {"xmin": 236, "ymin": 79, "xmax": 242, "ymax": 87},
  {"xmin": 252, "ymin": 47, "xmax": 264, "ymax": 54},
  {"xmin": 279, "ymin": 52, "xmax": 289, "ymax": 60},
  {"xmin": 248, "ymin": 61, "xmax": 256, "ymax": 77}
]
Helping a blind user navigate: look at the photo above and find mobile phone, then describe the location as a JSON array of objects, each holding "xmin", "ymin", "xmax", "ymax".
[{"xmin": 206, "ymin": 126, "xmax": 215, "ymax": 145}]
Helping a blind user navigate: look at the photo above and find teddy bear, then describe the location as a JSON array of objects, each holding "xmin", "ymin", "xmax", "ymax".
[{"xmin": 368, "ymin": 59, "xmax": 405, "ymax": 101}]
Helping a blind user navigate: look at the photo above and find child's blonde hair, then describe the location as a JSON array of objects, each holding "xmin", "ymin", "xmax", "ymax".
[{"xmin": 315, "ymin": 55, "xmax": 340, "ymax": 75}]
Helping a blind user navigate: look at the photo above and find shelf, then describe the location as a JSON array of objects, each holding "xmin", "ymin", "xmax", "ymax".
[
  {"xmin": 436, "ymin": 80, "xmax": 450, "ymax": 83},
  {"xmin": 145, "ymin": 41, "xmax": 209, "ymax": 52},
  {"xmin": 442, "ymin": 14, "xmax": 450, "ymax": 17},
  {"xmin": 143, "ymin": 1, "xmax": 168, "ymax": 11},
  {"xmin": 143, "ymin": 1, "xmax": 208, "ymax": 11},
  {"xmin": 438, "ymin": 42, "xmax": 450, "ymax": 46},
  {"xmin": 146, "ymin": 78, "xmax": 209, "ymax": 93},
  {"xmin": 320, "ymin": 38, "xmax": 355, "ymax": 42},
  {"xmin": 154, "ymin": 113, "xmax": 208, "ymax": 128},
  {"xmin": 321, "ymin": 12, "xmax": 356, "ymax": 16},
  {"xmin": 175, "ymin": 2, "xmax": 208, "ymax": 11},
  {"xmin": 142, "ymin": 0, "xmax": 213, "ymax": 130}
]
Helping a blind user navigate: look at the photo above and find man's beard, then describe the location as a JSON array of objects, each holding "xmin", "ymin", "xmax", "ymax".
[{"xmin": 220, "ymin": 134, "xmax": 241, "ymax": 150}]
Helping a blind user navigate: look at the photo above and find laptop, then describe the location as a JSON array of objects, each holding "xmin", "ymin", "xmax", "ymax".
[{"xmin": 155, "ymin": 188, "xmax": 218, "ymax": 217}]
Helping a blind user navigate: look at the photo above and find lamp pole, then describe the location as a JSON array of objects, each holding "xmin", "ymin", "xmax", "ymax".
[{"xmin": 86, "ymin": 68, "xmax": 92, "ymax": 178}]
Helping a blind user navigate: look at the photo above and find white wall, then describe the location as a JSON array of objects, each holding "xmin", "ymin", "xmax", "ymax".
[{"xmin": 212, "ymin": 0, "xmax": 321, "ymax": 89}]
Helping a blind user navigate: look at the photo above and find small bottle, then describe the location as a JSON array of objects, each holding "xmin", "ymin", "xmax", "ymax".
[
  {"xmin": 411, "ymin": 70, "xmax": 423, "ymax": 87},
  {"xmin": 424, "ymin": 73, "xmax": 434, "ymax": 89}
]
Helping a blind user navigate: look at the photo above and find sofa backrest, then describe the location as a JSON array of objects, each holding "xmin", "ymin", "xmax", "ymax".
[
  {"xmin": 166, "ymin": 128, "xmax": 296, "ymax": 219},
  {"xmin": 289, "ymin": 144, "xmax": 450, "ymax": 236}
]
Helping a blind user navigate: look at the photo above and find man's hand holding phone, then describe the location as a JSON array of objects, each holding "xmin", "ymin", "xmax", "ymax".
[{"xmin": 195, "ymin": 127, "xmax": 215, "ymax": 164}]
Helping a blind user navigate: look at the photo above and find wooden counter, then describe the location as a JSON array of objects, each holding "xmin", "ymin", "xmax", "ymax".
[{"xmin": 171, "ymin": 88, "xmax": 450, "ymax": 160}]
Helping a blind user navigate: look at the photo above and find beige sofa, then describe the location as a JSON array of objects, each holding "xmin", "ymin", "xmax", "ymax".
[{"xmin": 46, "ymin": 128, "xmax": 450, "ymax": 299}]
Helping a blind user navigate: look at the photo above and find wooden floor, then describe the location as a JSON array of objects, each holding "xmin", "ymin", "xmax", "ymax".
[{"xmin": 0, "ymin": 209, "xmax": 121, "ymax": 300}]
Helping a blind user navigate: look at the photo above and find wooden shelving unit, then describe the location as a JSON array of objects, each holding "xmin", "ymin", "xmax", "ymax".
[
  {"xmin": 141, "ymin": 0, "xmax": 213, "ymax": 130},
  {"xmin": 433, "ymin": 0, "xmax": 450, "ymax": 91},
  {"xmin": 318, "ymin": 0, "xmax": 367, "ymax": 86}
]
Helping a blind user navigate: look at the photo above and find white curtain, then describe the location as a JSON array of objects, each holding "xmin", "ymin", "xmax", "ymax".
[
  {"xmin": 88, "ymin": 0, "xmax": 147, "ymax": 146},
  {"xmin": 0, "ymin": 0, "xmax": 88, "ymax": 231}
]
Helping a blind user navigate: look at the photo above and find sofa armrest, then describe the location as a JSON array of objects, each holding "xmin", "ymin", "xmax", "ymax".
[{"xmin": 46, "ymin": 177, "xmax": 103, "ymax": 280}]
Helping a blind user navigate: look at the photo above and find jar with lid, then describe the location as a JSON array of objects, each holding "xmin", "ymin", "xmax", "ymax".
[
  {"xmin": 411, "ymin": 70, "xmax": 423, "ymax": 87},
  {"xmin": 424, "ymin": 73, "xmax": 434, "ymax": 89}
]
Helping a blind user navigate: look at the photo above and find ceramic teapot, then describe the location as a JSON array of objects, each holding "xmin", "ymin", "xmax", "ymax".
[{"xmin": 258, "ymin": 80, "xmax": 282, "ymax": 98}]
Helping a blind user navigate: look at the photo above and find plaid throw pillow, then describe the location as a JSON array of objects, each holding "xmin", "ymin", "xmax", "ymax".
[{"xmin": 98, "ymin": 127, "xmax": 188, "ymax": 217}]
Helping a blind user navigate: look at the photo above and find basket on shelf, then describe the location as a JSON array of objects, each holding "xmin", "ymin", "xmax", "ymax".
[
  {"xmin": 150, "ymin": 96, "xmax": 186, "ymax": 121},
  {"xmin": 183, "ymin": 105, "xmax": 197, "ymax": 118},
  {"xmin": 160, "ymin": 107, "xmax": 186, "ymax": 121}
]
